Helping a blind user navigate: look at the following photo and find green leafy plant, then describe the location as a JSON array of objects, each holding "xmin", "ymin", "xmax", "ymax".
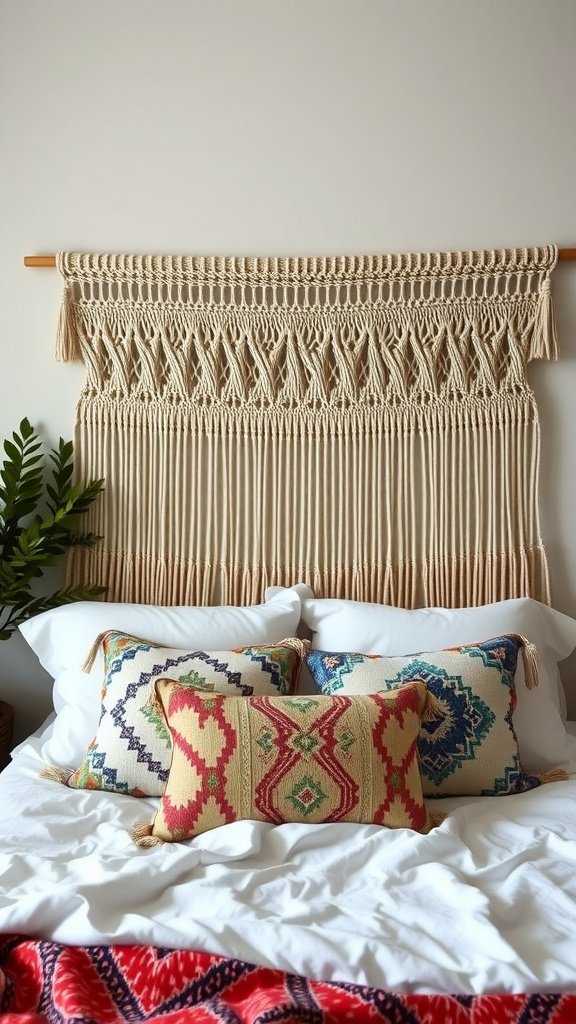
[{"xmin": 0, "ymin": 418, "xmax": 106, "ymax": 640}]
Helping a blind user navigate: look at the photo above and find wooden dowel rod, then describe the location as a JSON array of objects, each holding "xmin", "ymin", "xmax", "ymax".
[
  {"xmin": 24, "ymin": 255, "xmax": 57, "ymax": 267},
  {"xmin": 24, "ymin": 249, "xmax": 576, "ymax": 268}
]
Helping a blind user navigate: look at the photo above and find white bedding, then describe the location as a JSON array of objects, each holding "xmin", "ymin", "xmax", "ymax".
[{"xmin": 1, "ymin": 722, "xmax": 576, "ymax": 996}]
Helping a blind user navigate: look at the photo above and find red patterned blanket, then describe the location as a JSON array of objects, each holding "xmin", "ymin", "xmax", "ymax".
[{"xmin": 1, "ymin": 935, "xmax": 575, "ymax": 1024}]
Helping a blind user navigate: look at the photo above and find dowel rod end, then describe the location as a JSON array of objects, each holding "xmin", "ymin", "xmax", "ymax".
[{"xmin": 24, "ymin": 255, "xmax": 57, "ymax": 268}]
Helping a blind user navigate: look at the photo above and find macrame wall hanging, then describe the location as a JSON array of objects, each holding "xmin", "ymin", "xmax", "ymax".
[{"xmin": 55, "ymin": 245, "xmax": 558, "ymax": 608}]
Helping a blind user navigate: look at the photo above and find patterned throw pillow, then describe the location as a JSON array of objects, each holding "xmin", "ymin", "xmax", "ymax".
[
  {"xmin": 60, "ymin": 632, "xmax": 309, "ymax": 797},
  {"xmin": 306, "ymin": 635, "xmax": 543, "ymax": 797},
  {"xmin": 132, "ymin": 681, "xmax": 438, "ymax": 844}
]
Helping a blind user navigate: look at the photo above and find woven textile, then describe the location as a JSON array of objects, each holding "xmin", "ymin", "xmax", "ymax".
[
  {"xmin": 307, "ymin": 635, "xmax": 542, "ymax": 797},
  {"xmin": 63, "ymin": 632, "xmax": 308, "ymax": 797},
  {"xmin": 3, "ymin": 936, "xmax": 576, "ymax": 1024},
  {"xmin": 133, "ymin": 681, "xmax": 436, "ymax": 844},
  {"xmin": 56, "ymin": 247, "xmax": 557, "ymax": 609}
]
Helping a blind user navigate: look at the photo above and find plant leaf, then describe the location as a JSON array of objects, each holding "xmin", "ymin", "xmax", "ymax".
[{"xmin": 0, "ymin": 419, "xmax": 106, "ymax": 638}]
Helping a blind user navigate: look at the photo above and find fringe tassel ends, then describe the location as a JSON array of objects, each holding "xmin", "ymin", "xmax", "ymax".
[
  {"xmin": 130, "ymin": 820, "xmax": 163, "ymax": 847},
  {"xmin": 422, "ymin": 689, "xmax": 445, "ymax": 723},
  {"xmin": 40, "ymin": 764, "xmax": 72, "ymax": 785},
  {"xmin": 429, "ymin": 810, "xmax": 447, "ymax": 829},
  {"xmin": 81, "ymin": 631, "xmax": 111, "ymax": 673},
  {"xmin": 533, "ymin": 276, "xmax": 559, "ymax": 362},
  {"xmin": 55, "ymin": 285, "xmax": 82, "ymax": 362},
  {"xmin": 538, "ymin": 767, "xmax": 570, "ymax": 785},
  {"xmin": 515, "ymin": 635, "xmax": 539, "ymax": 690}
]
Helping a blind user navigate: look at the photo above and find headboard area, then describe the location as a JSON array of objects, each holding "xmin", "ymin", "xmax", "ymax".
[{"xmin": 55, "ymin": 245, "xmax": 559, "ymax": 610}]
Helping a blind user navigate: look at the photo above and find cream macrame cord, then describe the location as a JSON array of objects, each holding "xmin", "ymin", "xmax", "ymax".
[{"xmin": 55, "ymin": 246, "xmax": 558, "ymax": 608}]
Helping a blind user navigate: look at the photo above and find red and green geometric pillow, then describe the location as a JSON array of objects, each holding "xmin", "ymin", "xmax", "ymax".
[{"xmin": 132, "ymin": 679, "xmax": 439, "ymax": 844}]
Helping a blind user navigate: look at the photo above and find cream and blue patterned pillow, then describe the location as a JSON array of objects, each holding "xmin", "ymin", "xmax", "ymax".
[
  {"xmin": 307, "ymin": 635, "xmax": 542, "ymax": 797},
  {"xmin": 62, "ymin": 631, "xmax": 309, "ymax": 797}
]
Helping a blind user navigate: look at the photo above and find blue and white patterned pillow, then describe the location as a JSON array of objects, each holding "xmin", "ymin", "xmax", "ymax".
[
  {"xmin": 307, "ymin": 635, "xmax": 542, "ymax": 797},
  {"xmin": 64, "ymin": 631, "xmax": 309, "ymax": 796}
]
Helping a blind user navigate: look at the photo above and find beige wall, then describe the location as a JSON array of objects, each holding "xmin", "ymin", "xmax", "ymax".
[{"xmin": 1, "ymin": 0, "xmax": 576, "ymax": 740}]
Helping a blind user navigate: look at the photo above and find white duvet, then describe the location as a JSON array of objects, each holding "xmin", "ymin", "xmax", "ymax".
[{"xmin": 1, "ymin": 725, "xmax": 576, "ymax": 996}]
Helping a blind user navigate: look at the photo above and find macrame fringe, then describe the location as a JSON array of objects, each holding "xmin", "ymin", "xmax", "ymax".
[
  {"xmin": 40, "ymin": 764, "xmax": 72, "ymax": 786},
  {"xmin": 67, "ymin": 543, "xmax": 552, "ymax": 612},
  {"xmin": 57, "ymin": 246, "xmax": 557, "ymax": 609},
  {"xmin": 130, "ymin": 820, "xmax": 163, "ymax": 847},
  {"xmin": 538, "ymin": 767, "xmax": 569, "ymax": 785}
]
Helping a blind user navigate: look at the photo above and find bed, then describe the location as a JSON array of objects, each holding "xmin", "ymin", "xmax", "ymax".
[
  {"xmin": 3, "ymin": 245, "xmax": 576, "ymax": 1022},
  {"xmin": 0, "ymin": 587, "xmax": 575, "ymax": 1022}
]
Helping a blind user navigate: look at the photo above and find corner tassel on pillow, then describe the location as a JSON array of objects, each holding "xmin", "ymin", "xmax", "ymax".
[
  {"xmin": 429, "ymin": 810, "xmax": 447, "ymax": 829},
  {"xmin": 81, "ymin": 631, "xmax": 111, "ymax": 672},
  {"xmin": 280, "ymin": 636, "xmax": 312, "ymax": 658},
  {"xmin": 538, "ymin": 767, "xmax": 569, "ymax": 785},
  {"xmin": 130, "ymin": 820, "xmax": 163, "ymax": 848},
  {"xmin": 514, "ymin": 634, "xmax": 539, "ymax": 690},
  {"xmin": 81, "ymin": 630, "xmax": 157, "ymax": 671},
  {"xmin": 422, "ymin": 690, "xmax": 444, "ymax": 723},
  {"xmin": 39, "ymin": 764, "xmax": 73, "ymax": 786}
]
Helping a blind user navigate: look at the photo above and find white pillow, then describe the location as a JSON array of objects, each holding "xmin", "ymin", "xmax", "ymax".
[
  {"xmin": 299, "ymin": 595, "xmax": 576, "ymax": 773},
  {"xmin": 19, "ymin": 587, "xmax": 306, "ymax": 769}
]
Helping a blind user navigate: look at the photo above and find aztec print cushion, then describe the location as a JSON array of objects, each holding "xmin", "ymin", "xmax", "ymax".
[
  {"xmin": 20, "ymin": 586, "xmax": 307, "ymax": 771},
  {"xmin": 62, "ymin": 631, "xmax": 309, "ymax": 797},
  {"xmin": 132, "ymin": 680, "xmax": 438, "ymax": 844},
  {"xmin": 298, "ymin": 592, "xmax": 576, "ymax": 774},
  {"xmin": 306, "ymin": 635, "xmax": 543, "ymax": 798}
]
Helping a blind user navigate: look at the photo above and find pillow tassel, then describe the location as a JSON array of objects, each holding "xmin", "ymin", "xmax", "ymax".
[
  {"xmin": 515, "ymin": 635, "xmax": 539, "ymax": 690},
  {"xmin": 279, "ymin": 637, "xmax": 311, "ymax": 658},
  {"xmin": 538, "ymin": 767, "xmax": 569, "ymax": 785},
  {"xmin": 421, "ymin": 689, "xmax": 444, "ymax": 722},
  {"xmin": 81, "ymin": 631, "xmax": 111, "ymax": 672},
  {"xmin": 39, "ymin": 764, "xmax": 72, "ymax": 785},
  {"xmin": 429, "ymin": 810, "xmax": 446, "ymax": 828},
  {"xmin": 81, "ymin": 629, "xmax": 171, "ymax": 672},
  {"xmin": 130, "ymin": 820, "xmax": 163, "ymax": 847}
]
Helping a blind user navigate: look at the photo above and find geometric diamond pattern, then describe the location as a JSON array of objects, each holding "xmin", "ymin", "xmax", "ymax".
[
  {"xmin": 145, "ymin": 679, "xmax": 436, "ymax": 842},
  {"xmin": 385, "ymin": 659, "xmax": 496, "ymax": 785},
  {"xmin": 307, "ymin": 635, "xmax": 542, "ymax": 798},
  {"xmin": 287, "ymin": 775, "xmax": 327, "ymax": 815},
  {"xmin": 65, "ymin": 631, "xmax": 309, "ymax": 797}
]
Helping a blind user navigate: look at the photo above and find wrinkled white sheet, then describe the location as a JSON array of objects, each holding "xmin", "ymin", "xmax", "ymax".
[{"xmin": 1, "ymin": 727, "xmax": 576, "ymax": 995}]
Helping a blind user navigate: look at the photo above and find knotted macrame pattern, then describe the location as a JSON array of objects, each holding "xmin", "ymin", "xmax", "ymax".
[{"xmin": 56, "ymin": 246, "xmax": 558, "ymax": 607}]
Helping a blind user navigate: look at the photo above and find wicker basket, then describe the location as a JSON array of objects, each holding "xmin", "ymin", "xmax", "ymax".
[{"xmin": 0, "ymin": 701, "xmax": 14, "ymax": 769}]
